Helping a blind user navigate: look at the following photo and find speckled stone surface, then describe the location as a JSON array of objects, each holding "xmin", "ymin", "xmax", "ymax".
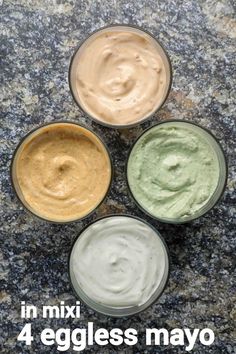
[{"xmin": 1, "ymin": 0, "xmax": 236, "ymax": 353}]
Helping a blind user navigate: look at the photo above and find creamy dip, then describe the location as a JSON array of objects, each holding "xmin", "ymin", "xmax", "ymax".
[
  {"xmin": 127, "ymin": 122, "xmax": 220, "ymax": 221},
  {"xmin": 70, "ymin": 216, "xmax": 169, "ymax": 309},
  {"xmin": 12, "ymin": 123, "xmax": 111, "ymax": 222},
  {"xmin": 69, "ymin": 26, "xmax": 171, "ymax": 126}
]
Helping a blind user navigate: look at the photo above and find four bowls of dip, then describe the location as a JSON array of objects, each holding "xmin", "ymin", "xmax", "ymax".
[{"xmin": 11, "ymin": 24, "xmax": 228, "ymax": 317}]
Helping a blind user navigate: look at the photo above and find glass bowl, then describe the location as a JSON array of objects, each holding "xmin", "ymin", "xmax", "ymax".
[
  {"xmin": 126, "ymin": 120, "xmax": 228, "ymax": 223},
  {"xmin": 69, "ymin": 24, "xmax": 172, "ymax": 128},
  {"xmin": 11, "ymin": 122, "xmax": 113, "ymax": 223},
  {"xmin": 69, "ymin": 214, "xmax": 170, "ymax": 317}
]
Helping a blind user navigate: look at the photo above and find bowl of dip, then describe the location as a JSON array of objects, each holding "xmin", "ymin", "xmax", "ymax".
[
  {"xmin": 69, "ymin": 215, "xmax": 170, "ymax": 317},
  {"xmin": 127, "ymin": 120, "xmax": 227, "ymax": 223},
  {"xmin": 11, "ymin": 122, "xmax": 112, "ymax": 223},
  {"xmin": 69, "ymin": 24, "xmax": 172, "ymax": 128}
]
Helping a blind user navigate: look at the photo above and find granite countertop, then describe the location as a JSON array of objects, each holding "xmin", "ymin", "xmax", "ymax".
[{"xmin": 1, "ymin": 0, "xmax": 235, "ymax": 353}]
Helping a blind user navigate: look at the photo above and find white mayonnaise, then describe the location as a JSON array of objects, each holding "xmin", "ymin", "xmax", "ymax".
[{"xmin": 70, "ymin": 216, "xmax": 169, "ymax": 309}]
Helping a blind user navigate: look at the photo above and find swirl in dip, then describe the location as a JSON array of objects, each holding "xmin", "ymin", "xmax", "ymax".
[
  {"xmin": 127, "ymin": 121, "xmax": 225, "ymax": 222},
  {"xmin": 11, "ymin": 123, "xmax": 111, "ymax": 222},
  {"xmin": 69, "ymin": 216, "xmax": 169, "ymax": 316},
  {"xmin": 69, "ymin": 25, "xmax": 171, "ymax": 126}
]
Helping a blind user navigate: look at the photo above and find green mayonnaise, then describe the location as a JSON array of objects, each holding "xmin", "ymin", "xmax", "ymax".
[{"xmin": 127, "ymin": 121, "xmax": 220, "ymax": 221}]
